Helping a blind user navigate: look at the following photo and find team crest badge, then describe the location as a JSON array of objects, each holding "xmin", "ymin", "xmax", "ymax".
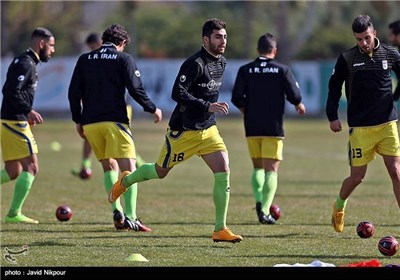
[
  {"xmin": 382, "ymin": 60, "xmax": 388, "ymax": 70},
  {"xmin": 180, "ymin": 75, "xmax": 186, "ymax": 82}
]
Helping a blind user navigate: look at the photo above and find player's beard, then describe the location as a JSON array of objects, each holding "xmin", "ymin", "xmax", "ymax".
[
  {"xmin": 39, "ymin": 46, "xmax": 50, "ymax": 62},
  {"xmin": 208, "ymin": 42, "xmax": 225, "ymax": 55}
]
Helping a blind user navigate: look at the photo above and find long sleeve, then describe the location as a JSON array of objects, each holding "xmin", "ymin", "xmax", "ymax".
[{"xmin": 326, "ymin": 54, "xmax": 347, "ymax": 122}]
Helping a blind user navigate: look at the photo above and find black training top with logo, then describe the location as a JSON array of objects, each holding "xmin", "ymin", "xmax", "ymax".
[
  {"xmin": 1, "ymin": 49, "xmax": 39, "ymax": 121},
  {"xmin": 68, "ymin": 43, "xmax": 156, "ymax": 125},
  {"xmin": 168, "ymin": 46, "xmax": 226, "ymax": 131},
  {"xmin": 231, "ymin": 57, "xmax": 302, "ymax": 137},
  {"xmin": 326, "ymin": 38, "xmax": 400, "ymax": 127}
]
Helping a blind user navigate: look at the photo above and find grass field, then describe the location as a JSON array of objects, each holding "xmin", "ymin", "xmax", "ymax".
[{"xmin": 1, "ymin": 117, "xmax": 399, "ymax": 269}]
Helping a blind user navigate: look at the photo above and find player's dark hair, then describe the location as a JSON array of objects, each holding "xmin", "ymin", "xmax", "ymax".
[
  {"xmin": 389, "ymin": 20, "xmax": 400, "ymax": 36},
  {"xmin": 257, "ymin": 33, "xmax": 277, "ymax": 54},
  {"xmin": 102, "ymin": 24, "xmax": 131, "ymax": 46},
  {"xmin": 352, "ymin": 15, "xmax": 374, "ymax": 33},
  {"xmin": 85, "ymin": 32, "xmax": 101, "ymax": 45},
  {"xmin": 31, "ymin": 27, "xmax": 53, "ymax": 40},
  {"xmin": 202, "ymin": 18, "xmax": 226, "ymax": 38}
]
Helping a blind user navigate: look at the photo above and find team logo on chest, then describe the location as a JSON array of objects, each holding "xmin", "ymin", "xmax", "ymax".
[
  {"xmin": 197, "ymin": 79, "xmax": 222, "ymax": 90},
  {"xmin": 382, "ymin": 60, "xmax": 388, "ymax": 70}
]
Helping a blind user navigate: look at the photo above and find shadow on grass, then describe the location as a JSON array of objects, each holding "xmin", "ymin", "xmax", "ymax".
[{"xmin": 1, "ymin": 240, "xmax": 76, "ymax": 247}]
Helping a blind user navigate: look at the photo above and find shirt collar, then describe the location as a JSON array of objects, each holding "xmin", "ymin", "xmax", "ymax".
[
  {"xmin": 27, "ymin": 48, "xmax": 40, "ymax": 64},
  {"xmin": 28, "ymin": 47, "xmax": 39, "ymax": 60},
  {"xmin": 358, "ymin": 37, "xmax": 380, "ymax": 55},
  {"xmin": 102, "ymin": 42, "xmax": 118, "ymax": 49}
]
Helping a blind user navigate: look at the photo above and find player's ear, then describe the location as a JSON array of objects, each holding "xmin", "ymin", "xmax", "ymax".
[{"xmin": 39, "ymin": 39, "xmax": 46, "ymax": 49}]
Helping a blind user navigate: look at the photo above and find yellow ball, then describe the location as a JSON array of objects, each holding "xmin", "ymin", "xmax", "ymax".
[{"xmin": 50, "ymin": 141, "xmax": 61, "ymax": 152}]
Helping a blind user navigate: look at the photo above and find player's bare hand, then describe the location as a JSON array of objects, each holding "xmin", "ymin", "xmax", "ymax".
[
  {"xmin": 153, "ymin": 108, "xmax": 162, "ymax": 123},
  {"xmin": 27, "ymin": 109, "xmax": 43, "ymax": 126},
  {"xmin": 295, "ymin": 103, "xmax": 306, "ymax": 115},
  {"xmin": 330, "ymin": 120, "xmax": 342, "ymax": 132},
  {"xmin": 76, "ymin": 123, "xmax": 86, "ymax": 140},
  {"xmin": 209, "ymin": 102, "xmax": 229, "ymax": 115}
]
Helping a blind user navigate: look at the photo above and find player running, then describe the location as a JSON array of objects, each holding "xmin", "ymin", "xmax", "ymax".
[{"xmin": 109, "ymin": 18, "xmax": 242, "ymax": 243}]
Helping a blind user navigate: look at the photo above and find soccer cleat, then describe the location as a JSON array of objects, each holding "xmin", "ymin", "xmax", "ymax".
[
  {"xmin": 133, "ymin": 218, "xmax": 152, "ymax": 232},
  {"xmin": 121, "ymin": 216, "xmax": 139, "ymax": 231},
  {"xmin": 212, "ymin": 227, "xmax": 243, "ymax": 243},
  {"xmin": 331, "ymin": 203, "xmax": 345, "ymax": 233},
  {"xmin": 256, "ymin": 203, "xmax": 275, "ymax": 224},
  {"xmin": 108, "ymin": 171, "xmax": 130, "ymax": 203},
  {"xmin": 79, "ymin": 168, "xmax": 92, "ymax": 179},
  {"xmin": 113, "ymin": 210, "xmax": 125, "ymax": 230},
  {"xmin": 123, "ymin": 216, "xmax": 152, "ymax": 232},
  {"xmin": 71, "ymin": 168, "xmax": 92, "ymax": 180},
  {"xmin": 259, "ymin": 213, "xmax": 276, "ymax": 225},
  {"xmin": 5, "ymin": 213, "xmax": 39, "ymax": 224}
]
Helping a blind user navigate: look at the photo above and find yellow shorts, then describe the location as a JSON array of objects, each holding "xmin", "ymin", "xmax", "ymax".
[
  {"xmin": 156, "ymin": 125, "xmax": 227, "ymax": 168},
  {"xmin": 83, "ymin": 122, "xmax": 136, "ymax": 161},
  {"xmin": 246, "ymin": 137, "xmax": 283, "ymax": 160},
  {"xmin": 1, "ymin": 120, "xmax": 38, "ymax": 161},
  {"xmin": 348, "ymin": 121, "xmax": 400, "ymax": 166}
]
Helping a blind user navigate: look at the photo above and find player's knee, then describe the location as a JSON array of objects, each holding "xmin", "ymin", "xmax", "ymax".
[
  {"xmin": 7, "ymin": 169, "xmax": 21, "ymax": 180},
  {"xmin": 27, "ymin": 164, "xmax": 39, "ymax": 176},
  {"xmin": 31, "ymin": 167, "xmax": 39, "ymax": 176},
  {"xmin": 155, "ymin": 165, "xmax": 169, "ymax": 179}
]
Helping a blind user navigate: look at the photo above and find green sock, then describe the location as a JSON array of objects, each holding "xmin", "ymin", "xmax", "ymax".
[
  {"xmin": 1, "ymin": 169, "xmax": 11, "ymax": 184},
  {"xmin": 251, "ymin": 168, "xmax": 264, "ymax": 204},
  {"xmin": 82, "ymin": 158, "xmax": 91, "ymax": 169},
  {"xmin": 213, "ymin": 172, "xmax": 230, "ymax": 231},
  {"xmin": 104, "ymin": 170, "xmax": 123, "ymax": 212},
  {"xmin": 7, "ymin": 171, "xmax": 34, "ymax": 217},
  {"xmin": 123, "ymin": 163, "xmax": 159, "ymax": 187},
  {"xmin": 135, "ymin": 154, "xmax": 146, "ymax": 168},
  {"xmin": 335, "ymin": 196, "xmax": 347, "ymax": 210},
  {"xmin": 123, "ymin": 183, "xmax": 137, "ymax": 220},
  {"xmin": 261, "ymin": 171, "xmax": 278, "ymax": 214}
]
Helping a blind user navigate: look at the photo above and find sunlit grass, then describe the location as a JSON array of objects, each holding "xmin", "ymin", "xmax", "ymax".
[{"xmin": 1, "ymin": 118, "xmax": 399, "ymax": 268}]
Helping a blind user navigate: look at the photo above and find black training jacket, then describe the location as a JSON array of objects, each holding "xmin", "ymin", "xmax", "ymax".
[
  {"xmin": 231, "ymin": 57, "xmax": 302, "ymax": 137},
  {"xmin": 326, "ymin": 39, "xmax": 400, "ymax": 127},
  {"xmin": 168, "ymin": 46, "xmax": 226, "ymax": 131},
  {"xmin": 68, "ymin": 43, "xmax": 156, "ymax": 125},
  {"xmin": 1, "ymin": 49, "xmax": 39, "ymax": 121}
]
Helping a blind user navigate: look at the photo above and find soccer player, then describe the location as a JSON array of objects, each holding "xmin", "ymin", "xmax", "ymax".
[
  {"xmin": 388, "ymin": 20, "xmax": 400, "ymax": 48},
  {"xmin": 109, "ymin": 18, "xmax": 242, "ymax": 243},
  {"xmin": 231, "ymin": 33, "xmax": 306, "ymax": 225},
  {"xmin": 68, "ymin": 24, "xmax": 162, "ymax": 232},
  {"xmin": 327, "ymin": 15, "xmax": 400, "ymax": 233},
  {"xmin": 71, "ymin": 32, "xmax": 105, "ymax": 179},
  {"xmin": 72, "ymin": 32, "xmax": 147, "ymax": 180},
  {"xmin": 1, "ymin": 27, "xmax": 55, "ymax": 224}
]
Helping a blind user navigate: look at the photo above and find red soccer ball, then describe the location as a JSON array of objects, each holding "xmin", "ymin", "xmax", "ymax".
[
  {"xmin": 378, "ymin": 236, "xmax": 399, "ymax": 257},
  {"xmin": 56, "ymin": 205, "xmax": 72, "ymax": 222},
  {"xmin": 269, "ymin": 204, "xmax": 281, "ymax": 220},
  {"xmin": 356, "ymin": 221, "xmax": 375, "ymax": 238}
]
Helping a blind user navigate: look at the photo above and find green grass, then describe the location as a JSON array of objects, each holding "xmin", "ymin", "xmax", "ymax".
[{"xmin": 1, "ymin": 117, "xmax": 399, "ymax": 268}]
